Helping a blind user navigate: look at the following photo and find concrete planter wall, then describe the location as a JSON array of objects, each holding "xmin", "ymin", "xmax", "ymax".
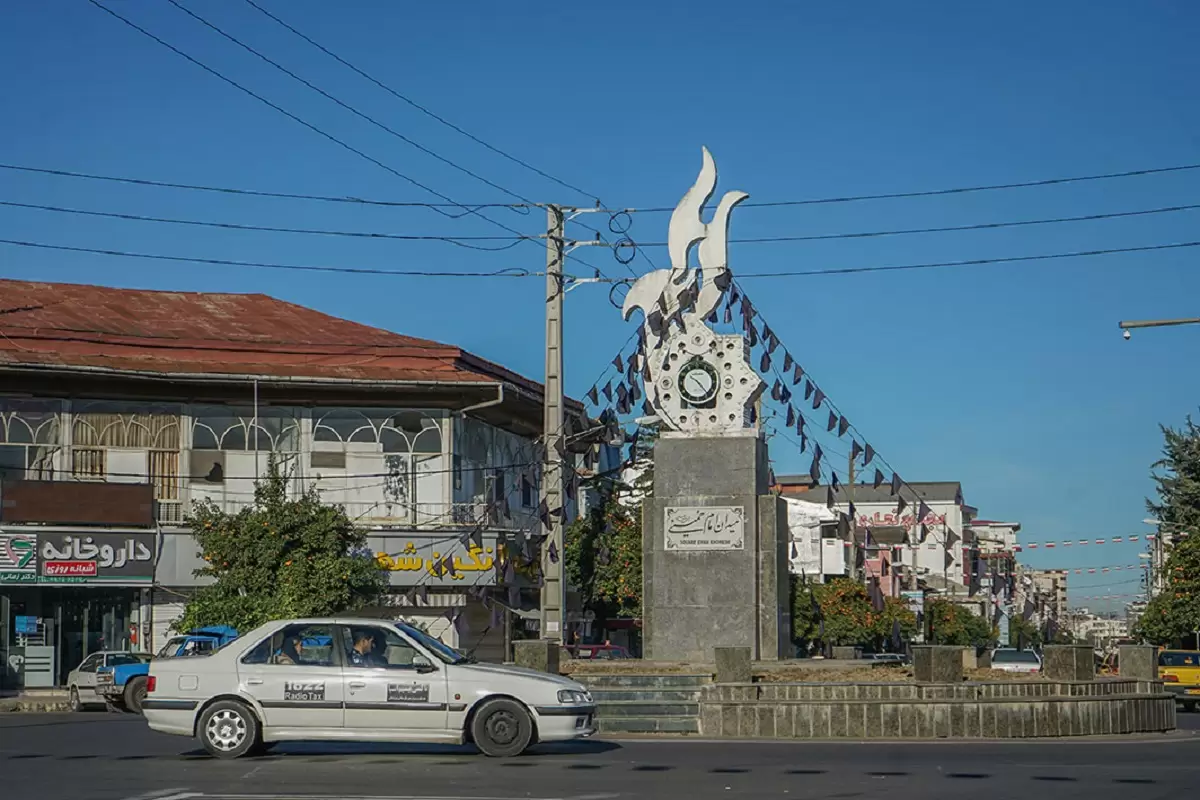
[{"xmin": 699, "ymin": 679, "xmax": 1175, "ymax": 739}]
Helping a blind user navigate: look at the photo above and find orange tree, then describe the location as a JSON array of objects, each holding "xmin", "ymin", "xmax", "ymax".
[
  {"xmin": 926, "ymin": 598, "xmax": 994, "ymax": 648},
  {"xmin": 177, "ymin": 458, "xmax": 387, "ymax": 633},
  {"xmin": 791, "ymin": 578, "xmax": 917, "ymax": 649},
  {"xmin": 564, "ymin": 494, "xmax": 642, "ymax": 620}
]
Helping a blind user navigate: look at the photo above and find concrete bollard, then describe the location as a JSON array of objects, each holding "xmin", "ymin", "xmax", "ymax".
[
  {"xmin": 913, "ymin": 646, "xmax": 964, "ymax": 682},
  {"xmin": 831, "ymin": 646, "xmax": 861, "ymax": 660},
  {"xmin": 1042, "ymin": 645, "xmax": 1095, "ymax": 681},
  {"xmin": 513, "ymin": 639, "xmax": 561, "ymax": 675},
  {"xmin": 715, "ymin": 646, "xmax": 753, "ymax": 683},
  {"xmin": 1118, "ymin": 645, "xmax": 1158, "ymax": 680}
]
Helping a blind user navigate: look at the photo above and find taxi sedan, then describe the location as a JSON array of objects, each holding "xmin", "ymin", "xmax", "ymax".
[
  {"xmin": 141, "ymin": 617, "xmax": 596, "ymax": 758},
  {"xmin": 1158, "ymin": 649, "xmax": 1200, "ymax": 711}
]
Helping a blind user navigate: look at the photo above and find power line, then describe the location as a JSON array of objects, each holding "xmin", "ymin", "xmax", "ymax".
[
  {"xmin": 632, "ymin": 202, "xmax": 1200, "ymax": 247},
  {"xmin": 163, "ymin": 0, "xmax": 540, "ymax": 208},
  {"xmin": 624, "ymin": 163, "xmax": 1200, "ymax": 213},
  {"xmin": 0, "ymin": 163, "xmax": 521, "ymax": 210},
  {"xmin": 0, "ymin": 238, "xmax": 547, "ymax": 279},
  {"xmin": 738, "ymin": 240, "xmax": 1200, "ymax": 279},
  {"xmin": 0, "ymin": 199, "xmax": 529, "ymax": 249},
  {"xmin": 240, "ymin": 0, "xmax": 597, "ymax": 203}
]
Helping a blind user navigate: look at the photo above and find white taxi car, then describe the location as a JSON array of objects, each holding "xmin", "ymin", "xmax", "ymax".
[{"xmin": 142, "ymin": 618, "xmax": 595, "ymax": 759}]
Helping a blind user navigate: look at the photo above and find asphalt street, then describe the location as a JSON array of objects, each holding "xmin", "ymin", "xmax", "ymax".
[{"xmin": 2, "ymin": 713, "xmax": 1199, "ymax": 800}]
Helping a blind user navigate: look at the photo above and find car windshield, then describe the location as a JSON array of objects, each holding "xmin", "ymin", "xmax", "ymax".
[
  {"xmin": 108, "ymin": 653, "xmax": 151, "ymax": 667},
  {"xmin": 395, "ymin": 622, "xmax": 467, "ymax": 665},
  {"xmin": 993, "ymin": 649, "xmax": 1039, "ymax": 664}
]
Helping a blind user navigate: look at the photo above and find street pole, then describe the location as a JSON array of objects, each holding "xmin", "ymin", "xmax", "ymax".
[
  {"xmin": 847, "ymin": 451, "xmax": 858, "ymax": 583},
  {"xmin": 540, "ymin": 204, "xmax": 566, "ymax": 644}
]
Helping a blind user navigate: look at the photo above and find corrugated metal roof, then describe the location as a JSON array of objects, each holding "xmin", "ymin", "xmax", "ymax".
[{"xmin": 0, "ymin": 278, "xmax": 541, "ymax": 390}]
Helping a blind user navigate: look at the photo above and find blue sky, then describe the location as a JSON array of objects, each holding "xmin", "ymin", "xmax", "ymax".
[{"xmin": 3, "ymin": 1, "xmax": 1198, "ymax": 612}]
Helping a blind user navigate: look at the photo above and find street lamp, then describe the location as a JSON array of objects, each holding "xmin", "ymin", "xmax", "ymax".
[{"xmin": 1119, "ymin": 318, "xmax": 1200, "ymax": 339}]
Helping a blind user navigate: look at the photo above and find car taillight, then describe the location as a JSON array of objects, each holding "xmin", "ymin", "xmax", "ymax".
[
  {"xmin": 1162, "ymin": 674, "xmax": 1178, "ymax": 682},
  {"xmin": 146, "ymin": 676, "xmax": 157, "ymax": 693}
]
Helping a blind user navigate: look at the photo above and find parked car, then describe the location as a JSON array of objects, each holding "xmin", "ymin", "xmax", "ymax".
[
  {"xmin": 566, "ymin": 644, "xmax": 632, "ymax": 660},
  {"xmin": 142, "ymin": 617, "xmax": 596, "ymax": 759},
  {"xmin": 990, "ymin": 648, "xmax": 1042, "ymax": 674},
  {"xmin": 67, "ymin": 652, "xmax": 151, "ymax": 712},
  {"xmin": 96, "ymin": 626, "xmax": 239, "ymax": 714},
  {"xmin": 1157, "ymin": 650, "xmax": 1200, "ymax": 712}
]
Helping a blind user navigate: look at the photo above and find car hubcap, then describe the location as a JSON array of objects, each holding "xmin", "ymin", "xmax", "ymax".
[
  {"xmin": 206, "ymin": 710, "xmax": 248, "ymax": 751},
  {"xmin": 70, "ymin": 691, "xmax": 79, "ymax": 710},
  {"xmin": 485, "ymin": 710, "xmax": 518, "ymax": 745}
]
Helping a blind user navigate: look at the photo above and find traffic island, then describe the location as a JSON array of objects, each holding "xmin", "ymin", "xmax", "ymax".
[{"xmin": 697, "ymin": 679, "xmax": 1175, "ymax": 738}]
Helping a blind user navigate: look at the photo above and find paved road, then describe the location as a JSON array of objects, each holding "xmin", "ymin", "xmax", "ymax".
[{"xmin": 2, "ymin": 713, "xmax": 1199, "ymax": 800}]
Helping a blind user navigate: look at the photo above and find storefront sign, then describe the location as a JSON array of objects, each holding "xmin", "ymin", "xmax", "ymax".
[
  {"xmin": 369, "ymin": 531, "xmax": 506, "ymax": 588},
  {"xmin": 0, "ymin": 531, "xmax": 157, "ymax": 584},
  {"xmin": 664, "ymin": 506, "xmax": 745, "ymax": 551}
]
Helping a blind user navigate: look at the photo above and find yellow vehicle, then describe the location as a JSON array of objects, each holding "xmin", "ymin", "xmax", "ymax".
[{"xmin": 1158, "ymin": 650, "xmax": 1200, "ymax": 711}]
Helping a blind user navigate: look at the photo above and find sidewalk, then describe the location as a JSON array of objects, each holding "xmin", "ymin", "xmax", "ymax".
[{"xmin": 0, "ymin": 689, "xmax": 71, "ymax": 713}]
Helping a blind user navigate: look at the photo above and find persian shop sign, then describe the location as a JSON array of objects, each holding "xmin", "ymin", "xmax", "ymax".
[
  {"xmin": 857, "ymin": 511, "xmax": 947, "ymax": 531},
  {"xmin": 0, "ymin": 532, "xmax": 156, "ymax": 584}
]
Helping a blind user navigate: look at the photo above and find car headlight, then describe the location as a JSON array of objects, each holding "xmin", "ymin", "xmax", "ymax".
[{"xmin": 557, "ymin": 689, "xmax": 591, "ymax": 704}]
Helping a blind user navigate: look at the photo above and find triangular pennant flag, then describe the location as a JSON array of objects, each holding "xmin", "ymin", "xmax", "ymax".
[
  {"xmin": 791, "ymin": 542, "xmax": 798, "ymax": 559},
  {"xmin": 837, "ymin": 416, "xmax": 850, "ymax": 437},
  {"xmin": 613, "ymin": 354, "xmax": 624, "ymax": 373},
  {"xmin": 780, "ymin": 385, "xmax": 792, "ymax": 404},
  {"xmin": 601, "ymin": 381, "xmax": 613, "ymax": 402},
  {"xmin": 851, "ymin": 440, "xmax": 863, "ymax": 462},
  {"xmin": 630, "ymin": 381, "xmax": 641, "ymax": 403},
  {"xmin": 848, "ymin": 501, "xmax": 856, "ymax": 519},
  {"xmin": 804, "ymin": 380, "xmax": 814, "ymax": 400},
  {"xmin": 768, "ymin": 467, "xmax": 776, "ymax": 487},
  {"xmin": 812, "ymin": 388, "xmax": 825, "ymax": 410},
  {"xmin": 548, "ymin": 541, "xmax": 559, "ymax": 564},
  {"xmin": 723, "ymin": 304, "xmax": 733, "ymax": 324},
  {"xmin": 646, "ymin": 309, "xmax": 664, "ymax": 335},
  {"xmin": 748, "ymin": 324, "xmax": 759, "ymax": 348},
  {"xmin": 796, "ymin": 414, "xmax": 805, "ymax": 433},
  {"xmin": 809, "ymin": 452, "xmax": 821, "ymax": 482},
  {"xmin": 771, "ymin": 380, "xmax": 783, "ymax": 401},
  {"xmin": 827, "ymin": 410, "xmax": 838, "ymax": 432},
  {"xmin": 713, "ymin": 270, "xmax": 733, "ymax": 292},
  {"xmin": 760, "ymin": 351, "xmax": 772, "ymax": 372},
  {"xmin": 873, "ymin": 468, "xmax": 885, "ymax": 489},
  {"xmin": 830, "ymin": 472, "xmax": 841, "ymax": 492},
  {"xmin": 728, "ymin": 285, "xmax": 740, "ymax": 306},
  {"xmin": 917, "ymin": 501, "xmax": 931, "ymax": 524},
  {"xmin": 785, "ymin": 405, "xmax": 796, "ymax": 427},
  {"xmin": 896, "ymin": 495, "xmax": 908, "ymax": 515},
  {"xmin": 783, "ymin": 352, "xmax": 794, "ymax": 372},
  {"xmin": 762, "ymin": 322, "xmax": 773, "ymax": 343},
  {"xmin": 863, "ymin": 444, "xmax": 875, "ymax": 466},
  {"xmin": 889, "ymin": 472, "xmax": 902, "ymax": 496},
  {"xmin": 792, "ymin": 364, "xmax": 804, "ymax": 385},
  {"xmin": 920, "ymin": 524, "xmax": 929, "ymax": 544},
  {"xmin": 800, "ymin": 431, "xmax": 808, "ymax": 453},
  {"xmin": 586, "ymin": 386, "xmax": 599, "ymax": 405},
  {"xmin": 707, "ymin": 309, "xmax": 718, "ymax": 324}
]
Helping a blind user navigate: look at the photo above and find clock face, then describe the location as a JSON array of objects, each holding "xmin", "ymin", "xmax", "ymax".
[{"xmin": 678, "ymin": 359, "xmax": 719, "ymax": 404}]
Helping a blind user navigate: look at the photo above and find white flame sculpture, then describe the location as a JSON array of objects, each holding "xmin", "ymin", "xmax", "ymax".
[{"xmin": 622, "ymin": 147, "xmax": 765, "ymax": 434}]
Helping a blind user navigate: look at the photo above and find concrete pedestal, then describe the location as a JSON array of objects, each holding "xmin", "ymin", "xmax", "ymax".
[
  {"xmin": 513, "ymin": 639, "xmax": 560, "ymax": 675},
  {"xmin": 913, "ymin": 646, "xmax": 964, "ymax": 682},
  {"xmin": 1043, "ymin": 645, "xmax": 1095, "ymax": 681},
  {"xmin": 714, "ymin": 647, "xmax": 753, "ymax": 683},
  {"xmin": 1118, "ymin": 645, "xmax": 1158, "ymax": 680},
  {"xmin": 642, "ymin": 432, "xmax": 790, "ymax": 662}
]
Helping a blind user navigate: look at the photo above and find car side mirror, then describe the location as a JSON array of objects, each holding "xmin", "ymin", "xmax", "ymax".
[{"xmin": 413, "ymin": 654, "xmax": 436, "ymax": 673}]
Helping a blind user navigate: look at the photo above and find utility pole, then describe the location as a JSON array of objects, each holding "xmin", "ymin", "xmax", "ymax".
[
  {"xmin": 541, "ymin": 204, "xmax": 566, "ymax": 644},
  {"xmin": 1118, "ymin": 317, "xmax": 1200, "ymax": 339},
  {"xmin": 847, "ymin": 451, "xmax": 858, "ymax": 583}
]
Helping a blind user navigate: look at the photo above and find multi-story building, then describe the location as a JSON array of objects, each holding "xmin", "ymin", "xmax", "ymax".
[
  {"xmin": 774, "ymin": 479, "xmax": 977, "ymax": 597},
  {"xmin": 0, "ymin": 279, "xmax": 612, "ymax": 689},
  {"xmin": 972, "ymin": 520, "xmax": 1020, "ymax": 644},
  {"xmin": 1017, "ymin": 568, "xmax": 1069, "ymax": 637}
]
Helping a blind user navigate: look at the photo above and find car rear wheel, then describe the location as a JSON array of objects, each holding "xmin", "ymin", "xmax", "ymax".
[
  {"xmin": 199, "ymin": 700, "xmax": 260, "ymax": 760},
  {"xmin": 471, "ymin": 698, "xmax": 534, "ymax": 757},
  {"xmin": 124, "ymin": 676, "xmax": 148, "ymax": 715}
]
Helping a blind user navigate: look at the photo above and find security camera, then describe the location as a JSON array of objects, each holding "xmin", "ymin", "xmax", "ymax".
[{"xmin": 1122, "ymin": 329, "xmax": 1131, "ymax": 340}]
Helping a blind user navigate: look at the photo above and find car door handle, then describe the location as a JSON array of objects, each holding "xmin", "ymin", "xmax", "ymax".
[
  {"xmin": 246, "ymin": 679, "xmax": 263, "ymax": 686},
  {"xmin": 348, "ymin": 681, "xmax": 367, "ymax": 689}
]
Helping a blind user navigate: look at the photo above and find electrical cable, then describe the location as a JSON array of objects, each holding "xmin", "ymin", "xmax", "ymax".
[
  {"xmin": 0, "ymin": 199, "xmax": 530, "ymax": 249},
  {"xmin": 0, "ymin": 238, "xmax": 545, "ymax": 279},
  {"xmin": 240, "ymin": 0, "xmax": 598, "ymax": 204},
  {"xmin": 631, "ymin": 202, "xmax": 1200, "ymax": 247}
]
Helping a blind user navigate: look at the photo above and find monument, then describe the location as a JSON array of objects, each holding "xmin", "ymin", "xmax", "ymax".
[{"xmin": 624, "ymin": 148, "xmax": 790, "ymax": 662}]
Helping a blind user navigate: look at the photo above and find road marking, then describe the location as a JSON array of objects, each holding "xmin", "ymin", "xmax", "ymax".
[{"xmin": 121, "ymin": 791, "xmax": 199, "ymax": 800}]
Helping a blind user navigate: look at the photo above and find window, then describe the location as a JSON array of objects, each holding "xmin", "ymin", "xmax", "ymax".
[
  {"xmin": 241, "ymin": 624, "xmax": 337, "ymax": 667},
  {"xmin": 341, "ymin": 626, "xmax": 427, "ymax": 670},
  {"xmin": 521, "ymin": 474, "xmax": 534, "ymax": 508},
  {"xmin": 1159, "ymin": 651, "xmax": 1199, "ymax": 668},
  {"xmin": 396, "ymin": 622, "xmax": 466, "ymax": 665},
  {"xmin": 992, "ymin": 649, "xmax": 1039, "ymax": 664},
  {"xmin": 191, "ymin": 405, "xmax": 300, "ymax": 452},
  {"xmin": 0, "ymin": 399, "xmax": 61, "ymax": 481},
  {"xmin": 78, "ymin": 654, "xmax": 101, "ymax": 673}
]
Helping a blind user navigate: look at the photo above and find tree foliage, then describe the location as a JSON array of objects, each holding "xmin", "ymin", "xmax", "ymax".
[
  {"xmin": 926, "ymin": 598, "xmax": 994, "ymax": 648},
  {"xmin": 565, "ymin": 494, "xmax": 642, "ymax": 619},
  {"xmin": 177, "ymin": 459, "xmax": 388, "ymax": 633},
  {"xmin": 1007, "ymin": 615, "xmax": 1042, "ymax": 649},
  {"xmin": 791, "ymin": 578, "xmax": 917, "ymax": 650},
  {"xmin": 1137, "ymin": 416, "xmax": 1200, "ymax": 646}
]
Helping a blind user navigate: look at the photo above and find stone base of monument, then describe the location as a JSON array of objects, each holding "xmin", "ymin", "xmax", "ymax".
[{"xmin": 698, "ymin": 679, "xmax": 1176, "ymax": 739}]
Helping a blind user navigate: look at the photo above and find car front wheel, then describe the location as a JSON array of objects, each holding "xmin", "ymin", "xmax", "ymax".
[
  {"xmin": 471, "ymin": 698, "xmax": 534, "ymax": 757},
  {"xmin": 68, "ymin": 687, "xmax": 82, "ymax": 713},
  {"xmin": 199, "ymin": 700, "xmax": 260, "ymax": 759}
]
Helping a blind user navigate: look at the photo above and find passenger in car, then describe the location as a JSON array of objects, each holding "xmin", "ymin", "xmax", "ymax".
[{"xmin": 274, "ymin": 636, "xmax": 301, "ymax": 665}]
